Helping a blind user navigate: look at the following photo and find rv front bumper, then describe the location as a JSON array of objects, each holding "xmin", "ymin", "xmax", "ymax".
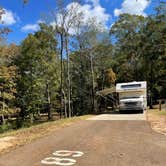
[{"xmin": 119, "ymin": 105, "xmax": 143, "ymax": 111}]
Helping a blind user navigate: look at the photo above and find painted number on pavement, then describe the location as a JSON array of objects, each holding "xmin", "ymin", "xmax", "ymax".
[{"xmin": 41, "ymin": 150, "xmax": 84, "ymax": 165}]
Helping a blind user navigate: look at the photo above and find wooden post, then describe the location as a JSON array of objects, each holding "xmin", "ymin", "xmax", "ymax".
[
  {"xmin": 0, "ymin": 114, "xmax": 5, "ymax": 125},
  {"xmin": 159, "ymin": 100, "xmax": 161, "ymax": 111}
]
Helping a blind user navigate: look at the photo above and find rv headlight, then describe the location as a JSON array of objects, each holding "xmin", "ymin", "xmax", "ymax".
[
  {"xmin": 137, "ymin": 101, "xmax": 142, "ymax": 105},
  {"xmin": 120, "ymin": 102, "xmax": 125, "ymax": 106}
]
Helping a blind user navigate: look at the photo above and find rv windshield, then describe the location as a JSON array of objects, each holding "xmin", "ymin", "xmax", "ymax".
[
  {"xmin": 121, "ymin": 96, "xmax": 141, "ymax": 99},
  {"xmin": 121, "ymin": 84, "xmax": 141, "ymax": 89}
]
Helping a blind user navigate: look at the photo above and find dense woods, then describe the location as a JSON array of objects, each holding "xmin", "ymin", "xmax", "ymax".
[{"xmin": 0, "ymin": 1, "xmax": 165, "ymax": 131}]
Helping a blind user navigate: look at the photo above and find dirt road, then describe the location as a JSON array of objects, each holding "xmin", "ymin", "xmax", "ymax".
[{"xmin": 0, "ymin": 114, "xmax": 166, "ymax": 166}]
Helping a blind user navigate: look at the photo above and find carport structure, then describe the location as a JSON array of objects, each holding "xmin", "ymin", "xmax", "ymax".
[{"xmin": 96, "ymin": 86, "xmax": 118, "ymax": 113}]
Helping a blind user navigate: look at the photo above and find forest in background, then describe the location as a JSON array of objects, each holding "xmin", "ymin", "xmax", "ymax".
[{"xmin": 0, "ymin": 1, "xmax": 165, "ymax": 132}]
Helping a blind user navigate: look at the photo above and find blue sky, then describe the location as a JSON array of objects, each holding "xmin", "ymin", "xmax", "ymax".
[{"xmin": 0, "ymin": 0, "xmax": 158, "ymax": 44}]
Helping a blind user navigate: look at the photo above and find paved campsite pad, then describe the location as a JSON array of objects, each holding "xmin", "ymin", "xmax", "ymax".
[
  {"xmin": 87, "ymin": 113, "xmax": 146, "ymax": 121},
  {"xmin": 0, "ymin": 115, "xmax": 166, "ymax": 166}
]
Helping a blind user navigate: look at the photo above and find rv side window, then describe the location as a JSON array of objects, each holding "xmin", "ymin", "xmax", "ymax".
[{"xmin": 121, "ymin": 84, "xmax": 141, "ymax": 89}]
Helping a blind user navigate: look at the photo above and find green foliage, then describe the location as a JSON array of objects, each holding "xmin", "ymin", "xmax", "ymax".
[
  {"xmin": 0, "ymin": 1, "xmax": 165, "ymax": 132},
  {"xmin": 70, "ymin": 42, "xmax": 115, "ymax": 115},
  {"xmin": 0, "ymin": 44, "xmax": 20, "ymax": 124},
  {"xmin": 15, "ymin": 24, "xmax": 60, "ymax": 120},
  {"xmin": 0, "ymin": 8, "xmax": 12, "ymax": 42},
  {"xmin": 110, "ymin": 14, "xmax": 146, "ymax": 82},
  {"xmin": 110, "ymin": 3, "xmax": 166, "ymax": 99},
  {"xmin": 92, "ymin": 44, "xmax": 115, "ymax": 89},
  {"xmin": 0, "ymin": 122, "xmax": 13, "ymax": 133}
]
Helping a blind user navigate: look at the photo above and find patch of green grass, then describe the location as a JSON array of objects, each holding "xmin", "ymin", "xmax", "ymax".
[
  {"xmin": 148, "ymin": 109, "xmax": 166, "ymax": 116},
  {"xmin": 157, "ymin": 110, "xmax": 166, "ymax": 116}
]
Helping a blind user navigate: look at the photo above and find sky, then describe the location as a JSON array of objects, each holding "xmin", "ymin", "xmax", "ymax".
[{"xmin": 0, "ymin": 0, "xmax": 159, "ymax": 44}]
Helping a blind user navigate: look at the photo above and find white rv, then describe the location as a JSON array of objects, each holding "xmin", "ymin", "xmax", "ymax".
[{"xmin": 116, "ymin": 81, "xmax": 147, "ymax": 113}]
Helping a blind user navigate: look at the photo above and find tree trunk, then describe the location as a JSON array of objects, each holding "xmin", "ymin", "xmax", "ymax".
[
  {"xmin": 46, "ymin": 81, "xmax": 52, "ymax": 120},
  {"xmin": 65, "ymin": 35, "xmax": 71, "ymax": 118},
  {"xmin": 1, "ymin": 91, "xmax": 5, "ymax": 125},
  {"xmin": 149, "ymin": 62, "xmax": 153, "ymax": 109},
  {"xmin": 30, "ymin": 113, "xmax": 34, "ymax": 124},
  {"xmin": 60, "ymin": 33, "xmax": 64, "ymax": 119},
  {"xmin": 62, "ymin": 89, "xmax": 67, "ymax": 118},
  {"xmin": 79, "ymin": 46, "xmax": 84, "ymax": 113},
  {"xmin": 101, "ymin": 69, "xmax": 105, "ymax": 90},
  {"xmin": 90, "ymin": 52, "xmax": 95, "ymax": 113},
  {"xmin": 1, "ymin": 114, "xmax": 5, "ymax": 125}
]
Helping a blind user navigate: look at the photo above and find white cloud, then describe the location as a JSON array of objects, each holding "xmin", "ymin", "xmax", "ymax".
[
  {"xmin": 85, "ymin": 0, "xmax": 100, "ymax": 6},
  {"xmin": 21, "ymin": 20, "xmax": 45, "ymax": 32},
  {"xmin": 51, "ymin": 1, "xmax": 111, "ymax": 34},
  {"xmin": 114, "ymin": 0, "xmax": 151, "ymax": 17},
  {"xmin": 21, "ymin": 24, "xmax": 39, "ymax": 32},
  {"xmin": 0, "ymin": 8, "xmax": 17, "ymax": 25},
  {"xmin": 73, "ymin": 3, "xmax": 110, "ymax": 28}
]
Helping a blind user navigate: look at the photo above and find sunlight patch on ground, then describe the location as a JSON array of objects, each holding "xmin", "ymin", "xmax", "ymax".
[
  {"xmin": 87, "ymin": 113, "xmax": 146, "ymax": 121},
  {"xmin": 0, "ymin": 137, "xmax": 16, "ymax": 151}
]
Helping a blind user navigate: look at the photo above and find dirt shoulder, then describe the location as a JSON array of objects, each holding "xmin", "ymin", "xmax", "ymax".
[
  {"xmin": 0, "ymin": 115, "xmax": 92, "ymax": 155},
  {"xmin": 147, "ymin": 109, "xmax": 166, "ymax": 135}
]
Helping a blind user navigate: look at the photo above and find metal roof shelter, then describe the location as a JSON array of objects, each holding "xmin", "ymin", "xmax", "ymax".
[
  {"xmin": 96, "ymin": 86, "xmax": 118, "ymax": 112},
  {"xmin": 96, "ymin": 86, "xmax": 116, "ymax": 96}
]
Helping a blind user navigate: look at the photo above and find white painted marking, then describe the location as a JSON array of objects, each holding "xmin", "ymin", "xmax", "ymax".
[
  {"xmin": 72, "ymin": 151, "xmax": 84, "ymax": 157},
  {"xmin": 41, "ymin": 150, "xmax": 84, "ymax": 165},
  {"xmin": 53, "ymin": 150, "xmax": 84, "ymax": 158},
  {"xmin": 53, "ymin": 150, "xmax": 73, "ymax": 157},
  {"xmin": 41, "ymin": 157, "xmax": 57, "ymax": 165},
  {"xmin": 41, "ymin": 157, "xmax": 76, "ymax": 165}
]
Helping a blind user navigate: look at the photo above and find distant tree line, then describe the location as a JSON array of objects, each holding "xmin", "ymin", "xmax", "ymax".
[{"xmin": 0, "ymin": 1, "xmax": 165, "ymax": 131}]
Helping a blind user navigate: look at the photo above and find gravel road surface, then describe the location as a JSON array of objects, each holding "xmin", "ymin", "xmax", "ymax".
[{"xmin": 0, "ymin": 113, "xmax": 166, "ymax": 166}]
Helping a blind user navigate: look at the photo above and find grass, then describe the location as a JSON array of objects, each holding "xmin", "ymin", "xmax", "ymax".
[
  {"xmin": 148, "ymin": 109, "xmax": 166, "ymax": 116},
  {"xmin": 0, "ymin": 115, "xmax": 92, "ymax": 138},
  {"xmin": 147, "ymin": 108, "xmax": 166, "ymax": 136},
  {"xmin": 154, "ymin": 110, "xmax": 166, "ymax": 116},
  {"xmin": 0, "ymin": 115, "xmax": 92, "ymax": 154}
]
